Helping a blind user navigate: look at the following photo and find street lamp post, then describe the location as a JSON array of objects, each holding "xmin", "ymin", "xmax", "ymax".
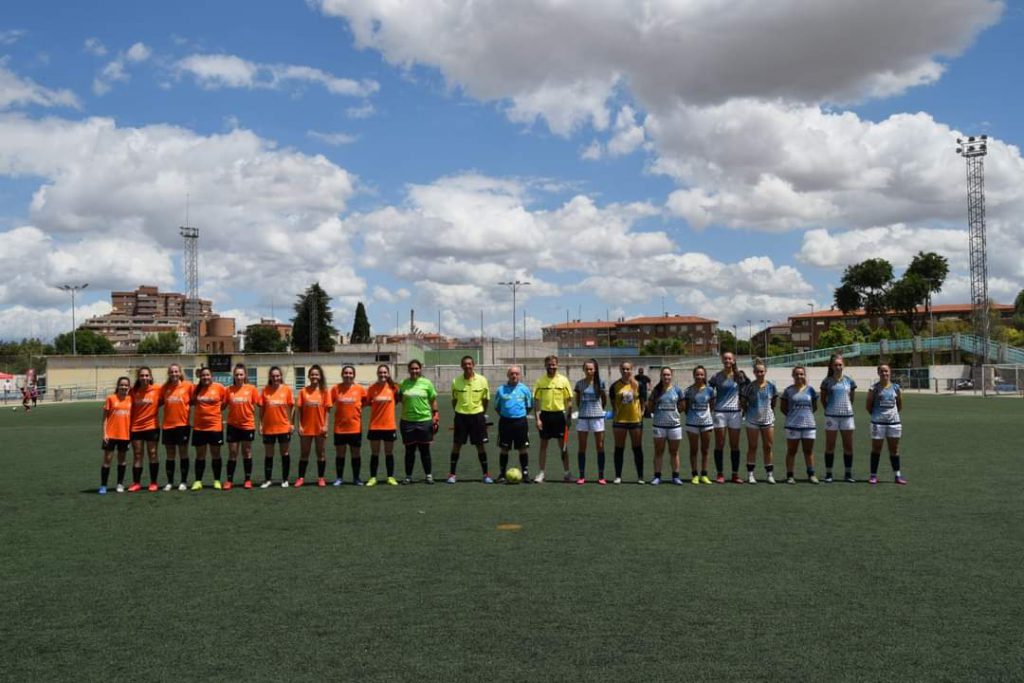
[
  {"xmin": 497, "ymin": 280, "xmax": 531, "ymax": 368},
  {"xmin": 58, "ymin": 283, "xmax": 89, "ymax": 355},
  {"xmin": 807, "ymin": 303, "xmax": 815, "ymax": 350},
  {"xmin": 761, "ymin": 319, "xmax": 769, "ymax": 358}
]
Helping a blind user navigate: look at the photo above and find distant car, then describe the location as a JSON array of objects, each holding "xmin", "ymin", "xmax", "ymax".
[{"xmin": 955, "ymin": 379, "xmax": 974, "ymax": 390}]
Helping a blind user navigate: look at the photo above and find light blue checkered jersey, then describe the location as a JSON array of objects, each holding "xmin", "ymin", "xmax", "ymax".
[
  {"xmin": 574, "ymin": 378, "xmax": 606, "ymax": 419},
  {"xmin": 684, "ymin": 385, "xmax": 715, "ymax": 427},
  {"xmin": 651, "ymin": 384, "xmax": 684, "ymax": 428},
  {"xmin": 743, "ymin": 381, "xmax": 777, "ymax": 426},
  {"xmin": 782, "ymin": 385, "xmax": 817, "ymax": 429},
  {"xmin": 870, "ymin": 383, "xmax": 901, "ymax": 424},
  {"xmin": 820, "ymin": 375, "xmax": 857, "ymax": 417},
  {"xmin": 709, "ymin": 370, "xmax": 747, "ymax": 412}
]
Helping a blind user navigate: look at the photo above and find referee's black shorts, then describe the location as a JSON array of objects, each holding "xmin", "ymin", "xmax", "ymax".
[
  {"xmin": 498, "ymin": 417, "xmax": 529, "ymax": 450},
  {"xmin": 453, "ymin": 412, "xmax": 488, "ymax": 446},
  {"xmin": 538, "ymin": 410, "xmax": 567, "ymax": 440}
]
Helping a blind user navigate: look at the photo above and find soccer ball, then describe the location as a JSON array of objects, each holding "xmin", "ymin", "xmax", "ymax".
[{"xmin": 505, "ymin": 467, "xmax": 523, "ymax": 485}]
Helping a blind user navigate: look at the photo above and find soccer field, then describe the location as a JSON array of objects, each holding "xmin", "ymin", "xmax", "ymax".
[{"xmin": 1, "ymin": 395, "xmax": 1021, "ymax": 682}]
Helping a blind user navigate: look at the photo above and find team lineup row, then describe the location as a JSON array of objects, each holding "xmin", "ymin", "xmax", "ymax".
[{"xmin": 95, "ymin": 353, "xmax": 908, "ymax": 494}]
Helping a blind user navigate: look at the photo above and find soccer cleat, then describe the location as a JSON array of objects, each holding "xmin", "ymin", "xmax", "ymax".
[
  {"xmin": 98, "ymin": 486, "xmax": 107, "ymax": 495},
  {"xmin": 894, "ymin": 476, "xmax": 907, "ymax": 486},
  {"xmin": 115, "ymin": 484, "xmax": 125, "ymax": 493},
  {"xmin": 223, "ymin": 481, "xmax": 234, "ymax": 491},
  {"xmin": 260, "ymin": 480, "xmax": 273, "ymax": 489},
  {"xmin": 213, "ymin": 480, "xmax": 222, "ymax": 490},
  {"xmin": 483, "ymin": 475, "xmax": 494, "ymax": 484},
  {"xmin": 808, "ymin": 475, "xmax": 820, "ymax": 485},
  {"xmin": 597, "ymin": 478, "xmax": 607, "ymax": 485},
  {"xmin": 128, "ymin": 483, "xmax": 142, "ymax": 493},
  {"xmin": 714, "ymin": 474, "xmax": 726, "ymax": 484},
  {"xmin": 446, "ymin": 474, "xmax": 457, "ymax": 485},
  {"xmin": 281, "ymin": 481, "xmax": 289, "ymax": 488},
  {"xmin": 386, "ymin": 476, "xmax": 399, "ymax": 486},
  {"xmin": 191, "ymin": 481, "xmax": 203, "ymax": 491},
  {"xmin": 294, "ymin": 477, "xmax": 305, "ymax": 488},
  {"xmin": 824, "ymin": 474, "xmax": 834, "ymax": 483},
  {"xmin": 400, "ymin": 477, "xmax": 412, "ymax": 485},
  {"xmin": 731, "ymin": 475, "xmax": 744, "ymax": 485},
  {"xmin": 785, "ymin": 476, "xmax": 796, "ymax": 485},
  {"xmin": 163, "ymin": 483, "xmax": 173, "ymax": 492},
  {"xmin": 869, "ymin": 475, "xmax": 879, "ymax": 485},
  {"xmin": 425, "ymin": 474, "xmax": 435, "ymax": 485},
  {"xmin": 243, "ymin": 480, "xmax": 253, "ymax": 490},
  {"xmin": 353, "ymin": 478, "xmax": 365, "ymax": 487},
  {"xmin": 576, "ymin": 477, "xmax": 586, "ymax": 486},
  {"xmin": 844, "ymin": 474, "xmax": 857, "ymax": 483},
  {"xmin": 671, "ymin": 476, "xmax": 684, "ymax": 486},
  {"xmin": 637, "ymin": 479, "xmax": 645, "ymax": 485},
  {"xmin": 532, "ymin": 472, "xmax": 545, "ymax": 484},
  {"xmin": 612, "ymin": 477, "xmax": 622, "ymax": 485},
  {"xmin": 747, "ymin": 472, "xmax": 757, "ymax": 485},
  {"xmin": 650, "ymin": 477, "xmax": 661, "ymax": 486},
  {"xmin": 332, "ymin": 478, "xmax": 344, "ymax": 487},
  {"xmin": 178, "ymin": 482, "xmax": 187, "ymax": 492},
  {"xmin": 496, "ymin": 475, "xmax": 507, "ymax": 484},
  {"xmin": 147, "ymin": 483, "xmax": 159, "ymax": 492},
  {"xmin": 690, "ymin": 476, "xmax": 700, "ymax": 485},
  {"xmin": 365, "ymin": 477, "xmax": 378, "ymax": 488},
  {"xmin": 317, "ymin": 477, "xmax": 327, "ymax": 487},
  {"xmin": 766, "ymin": 473, "xmax": 777, "ymax": 485},
  {"xmin": 563, "ymin": 471, "xmax": 573, "ymax": 483},
  {"xmin": 700, "ymin": 475, "xmax": 713, "ymax": 485}
]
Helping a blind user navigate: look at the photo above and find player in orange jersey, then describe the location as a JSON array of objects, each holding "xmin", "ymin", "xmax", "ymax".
[
  {"xmin": 224, "ymin": 363, "xmax": 260, "ymax": 489},
  {"xmin": 296, "ymin": 364, "xmax": 330, "ymax": 488},
  {"xmin": 190, "ymin": 367, "xmax": 227, "ymax": 490},
  {"xmin": 160, "ymin": 363, "xmax": 194, "ymax": 491},
  {"xmin": 99, "ymin": 377, "xmax": 132, "ymax": 494},
  {"xmin": 128, "ymin": 366, "xmax": 162, "ymax": 492},
  {"xmin": 330, "ymin": 365, "xmax": 369, "ymax": 485},
  {"xmin": 365, "ymin": 364, "xmax": 399, "ymax": 486},
  {"xmin": 259, "ymin": 366, "xmax": 294, "ymax": 488}
]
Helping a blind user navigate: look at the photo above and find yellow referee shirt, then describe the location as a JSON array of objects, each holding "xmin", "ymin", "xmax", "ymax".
[
  {"xmin": 533, "ymin": 373, "xmax": 572, "ymax": 412},
  {"xmin": 452, "ymin": 374, "xmax": 489, "ymax": 415}
]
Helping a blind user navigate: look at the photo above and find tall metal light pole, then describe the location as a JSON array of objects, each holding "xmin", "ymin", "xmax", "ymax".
[
  {"xmin": 956, "ymin": 134, "xmax": 990, "ymax": 365},
  {"xmin": 807, "ymin": 303, "xmax": 815, "ymax": 350},
  {"xmin": 58, "ymin": 283, "xmax": 89, "ymax": 355},
  {"xmin": 761, "ymin": 319, "xmax": 769, "ymax": 357},
  {"xmin": 179, "ymin": 225, "xmax": 200, "ymax": 353},
  {"xmin": 498, "ymin": 280, "xmax": 530, "ymax": 368}
]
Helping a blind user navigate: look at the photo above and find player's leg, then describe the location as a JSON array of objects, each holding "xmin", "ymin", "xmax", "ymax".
[
  {"xmin": 594, "ymin": 424, "xmax": 606, "ymax": 482},
  {"xmin": 869, "ymin": 427, "xmax": 884, "ymax": 484},
  {"xmin": 612, "ymin": 426, "xmax": 627, "ymax": 483},
  {"xmin": 279, "ymin": 435, "xmax": 292, "ymax": 487},
  {"xmin": 334, "ymin": 440, "xmax": 346, "ymax": 485},
  {"xmin": 668, "ymin": 435, "xmax": 682, "ymax": 484},
  {"xmin": 99, "ymin": 446, "xmax": 114, "ymax": 494},
  {"xmin": 762, "ymin": 426, "xmax": 776, "ymax": 484},
  {"xmin": 261, "ymin": 439, "xmax": 276, "ymax": 488},
  {"xmin": 802, "ymin": 437, "xmax": 818, "ymax": 483},
  {"xmin": 823, "ymin": 426, "xmax": 838, "ymax": 481},
  {"xmin": 687, "ymin": 429, "xmax": 700, "ymax": 484},
  {"xmin": 699, "ymin": 429, "xmax": 712, "ymax": 483},
  {"xmin": 210, "ymin": 442, "xmax": 223, "ymax": 489},
  {"xmin": 713, "ymin": 422, "xmax": 726, "ymax": 480},
  {"xmin": 129, "ymin": 438, "xmax": 145, "ymax": 491},
  {"xmin": 536, "ymin": 437, "xmax": 549, "ymax": 482},
  {"xmin": 728, "ymin": 424, "xmax": 742, "ymax": 483},
  {"xmin": 297, "ymin": 435, "xmax": 313, "ymax": 486},
  {"xmin": 652, "ymin": 435, "xmax": 666, "ymax": 483},
  {"xmin": 887, "ymin": 433, "xmax": 906, "ymax": 484},
  {"xmin": 785, "ymin": 436, "xmax": 799, "ymax": 484},
  {"xmin": 576, "ymin": 428, "xmax": 590, "ymax": 483},
  {"xmin": 367, "ymin": 438, "xmax": 381, "ymax": 486},
  {"xmin": 840, "ymin": 429, "xmax": 855, "ymax": 482},
  {"xmin": 745, "ymin": 426, "xmax": 760, "ymax": 483},
  {"xmin": 192, "ymin": 442, "xmax": 207, "ymax": 490},
  {"xmin": 115, "ymin": 446, "xmax": 127, "ymax": 491},
  {"xmin": 629, "ymin": 425, "xmax": 644, "ymax": 483}
]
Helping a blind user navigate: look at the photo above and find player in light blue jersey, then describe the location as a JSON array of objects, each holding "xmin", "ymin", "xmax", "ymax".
[
  {"xmin": 865, "ymin": 363, "xmax": 906, "ymax": 485},
  {"xmin": 573, "ymin": 359, "xmax": 608, "ymax": 485},
  {"xmin": 493, "ymin": 365, "xmax": 533, "ymax": 482},
  {"xmin": 683, "ymin": 366, "xmax": 716, "ymax": 485},
  {"xmin": 740, "ymin": 358, "xmax": 777, "ymax": 484},
  {"xmin": 646, "ymin": 367, "xmax": 685, "ymax": 485},
  {"xmin": 820, "ymin": 354, "xmax": 858, "ymax": 483},
  {"xmin": 781, "ymin": 365, "xmax": 819, "ymax": 484},
  {"xmin": 709, "ymin": 351, "xmax": 749, "ymax": 484}
]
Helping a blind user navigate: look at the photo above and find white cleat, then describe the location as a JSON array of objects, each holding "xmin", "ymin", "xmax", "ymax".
[
  {"xmin": 115, "ymin": 484, "xmax": 125, "ymax": 493},
  {"xmin": 163, "ymin": 483, "xmax": 173, "ymax": 492},
  {"xmin": 178, "ymin": 482, "xmax": 188, "ymax": 492},
  {"xmin": 260, "ymin": 480, "xmax": 273, "ymax": 489},
  {"xmin": 532, "ymin": 471, "xmax": 545, "ymax": 484},
  {"xmin": 766, "ymin": 473, "xmax": 777, "ymax": 485},
  {"xmin": 612, "ymin": 477, "xmax": 622, "ymax": 485},
  {"xmin": 747, "ymin": 472, "xmax": 757, "ymax": 485},
  {"xmin": 281, "ymin": 481, "xmax": 289, "ymax": 488}
]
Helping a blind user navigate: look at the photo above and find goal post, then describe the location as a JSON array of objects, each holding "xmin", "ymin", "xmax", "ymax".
[{"xmin": 981, "ymin": 364, "xmax": 1024, "ymax": 397}]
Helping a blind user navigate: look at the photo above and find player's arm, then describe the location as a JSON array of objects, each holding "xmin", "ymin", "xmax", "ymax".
[
  {"xmin": 820, "ymin": 381, "xmax": 830, "ymax": 411},
  {"xmin": 896, "ymin": 387, "xmax": 903, "ymax": 413},
  {"xmin": 810, "ymin": 389, "xmax": 818, "ymax": 413},
  {"xmin": 780, "ymin": 393, "xmax": 789, "ymax": 416},
  {"xmin": 430, "ymin": 398, "xmax": 440, "ymax": 431},
  {"xmin": 865, "ymin": 388, "xmax": 874, "ymax": 414}
]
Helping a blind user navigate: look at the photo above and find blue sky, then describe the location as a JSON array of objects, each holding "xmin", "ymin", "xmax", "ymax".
[{"xmin": 1, "ymin": 0, "xmax": 1022, "ymax": 342}]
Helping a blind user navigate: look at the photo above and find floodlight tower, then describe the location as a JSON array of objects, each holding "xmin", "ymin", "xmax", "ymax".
[
  {"xmin": 309, "ymin": 287, "xmax": 319, "ymax": 353},
  {"xmin": 955, "ymin": 134, "xmax": 989, "ymax": 364},
  {"xmin": 179, "ymin": 224, "xmax": 199, "ymax": 353},
  {"xmin": 497, "ymin": 280, "xmax": 531, "ymax": 368}
]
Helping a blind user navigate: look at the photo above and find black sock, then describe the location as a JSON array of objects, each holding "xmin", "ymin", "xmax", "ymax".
[
  {"xmin": 116, "ymin": 464, "xmax": 126, "ymax": 485},
  {"xmin": 632, "ymin": 447, "xmax": 644, "ymax": 479},
  {"xmin": 824, "ymin": 452, "xmax": 835, "ymax": 472},
  {"xmin": 713, "ymin": 449, "xmax": 724, "ymax": 474},
  {"xmin": 194, "ymin": 458, "xmax": 205, "ymax": 482},
  {"xmin": 477, "ymin": 451, "xmax": 488, "ymax": 476},
  {"xmin": 654, "ymin": 471, "xmax": 661, "ymax": 479},
  {"xmin": 518, "ymin": 452, "xmax": 529, "ymax": 471},
  {"xmin": 700, "ymin": 469, "xmax": 708, "ymax": 477},
  {"xmin": 243, "ymin": 457, "xmax": 252, "ymax": 480},
  {"xmin": 264, "ymin": 456, "xmax": 273, "ymax": 481},
  {"xmin": 597, "ymin": 450, "xmax": 606, "ymax": 477},
  {"xmin": 786, "ymin": 471, "xmax": 795, "ymax": 479},
  {"xmin": 499, "ymin": 452, "xmax": 509, "ymax": 476},
  {"xmin": 281, "ymin": 455, "xmax": 291, "ymax": 481},
  {"xmin": 149, "ymin": 461, "xmax": 159, "ymax": 484},
  {"xmin": 212, "ymin": 458, "xmax": 222, "ymax": 481},
  {"xmin": 419, "ymin": 444, "xmax": 432, "ymax": 475},
  {"xmin": 368, "ymin": 455, "xmax": 378, "ymax": 477},
  {"xmin": 336, "ymin": 456, "xmax": 345, "ymax": 480},
  {"xmin": 730, "ymin": 449, "xmax": 740, "ymax": 474},
  {"xmin": 351, "ymin": 456, "xmax": 361, "ymax": 480},
  {"xmin": 671, "ymin": 471, "xmax": 680, "ymax": 479},
  {"xmin": 890, "ymin": 455, "xmax": 901, "ymax": 473},
  {"xmin": 298, "ymin": 458, "xmax": 309, "ymax": 478},
  {"xmin": 317, "ymin": 459, "xmax": 326, "ymax": 478},
  {"xmin": 227, "ymin": 459, "xmax": 237, "ymax": 482},
  {"xmin": 843, "ymin": 453, "xmax": 854, "ymax": 472},
  {"xmin": 766, "ymin": 464, "xmax": 774, "ymax": 473},
  {"xmin": 449, "ymin": 452, "xmax": 460, "ymax": 476},
  {"xmin": 806, "ymin": 466, "xmax": 815, "ymax": 477},
  {"xmin": 385, "ymin": 455, "xmax": 395, "ymax": 477},
  {"xmin": 577, "ymin": 452, "xmax": 586, "ymax": 478},
  {"xmin": 101, "ymin": 466, "xmax": 110, "ymax": 487},
  {"xmin": 747, "ymin": 462, "xmax": 755, "ymax": 473},
  {"xmin": 614, "ymin": 447, "xmax": 624, "ymax": 478},
  {"xmin": 165, "ymin": 459, "xmax": 175, "ymax": 484},
  {"xmin": 405, "ymin": 447, "xmax": 415, "ymax": 477},
  {"xmin": 870, "ymin": 451, "xmax": 881, "ymax": 475},
  {"xmin": 180, "ymin": 457, "xmax": 190, "ymax": 482},
  {"xmin": 691, "ymin": 469, "xmax": 699, "ymax": 477},
  {"xmin": 132, "ymin": 465, "xmax": 143, "ymax": 484}
]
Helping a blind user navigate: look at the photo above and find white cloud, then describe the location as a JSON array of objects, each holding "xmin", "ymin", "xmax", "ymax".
[
  {"xmin": 0, "ymin": 60, "xmax": 80, "ymax": 110},
  {"xmin": 125, "ymin": 42, "xmax": 151, "ymax": 63},
  {"xmin": 346, "ymin": 102, "xmax": 375, "ymax": 119},
  {"xmin": 798, "ymin": 225, "xmax": 968, "ymax": 270},
  {"xmin": 93, "ymin": 42, "xmax": 152, "ymax": 95},
  {"xmin": 0, "ymin": 29, "xmax": 27, "ymax": 46},
  {"xmin": 176, "ymin": 53, "xmax": 379, "ymax": 98},
  {"xmin": 83, "ymin": 37, "xmax": 107, "ymax": 56},
  {"xmin": 307, "ymin": 130, "xmax": 358, "ymax": 145},
  {"xmin": 0, "ymin": 300, "xmax": 112, "ymax": 342},
  {"xmin": 371, "ymin": 285, "xmax": 410, "ymax": 304},
  {"xmin": 606, "ymin": 105, "xmax": 645, "ymax": 157}
]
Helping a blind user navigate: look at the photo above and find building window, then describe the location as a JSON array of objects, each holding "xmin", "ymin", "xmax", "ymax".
[{"xmin": 294, "ymin": 366, "xmax": 306, "ymax": 390}]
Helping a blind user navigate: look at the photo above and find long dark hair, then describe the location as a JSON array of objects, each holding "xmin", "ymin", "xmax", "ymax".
[
  {"xmin": 195, "ymin": 366, "xmax": 213, "ymax": 398},
  {"xmin": 583, "ymin": 358, "xmax": 602, "ymax": 389},
  {"xmin": 133, "ymin": 366, "xmax": 152, "ymax": 392},
  {"xmin": 377, "ymin": 364, "xmax": 397, "ymax": 392},
  {"xmin": 650, "ymin": 366, "xmax": 673, "ymax": 403},
  {"xmin": 267, "ymin": 365, "xmax": 283, "ymax": 388},
  {"xmin": 307, "ymin": 364, "xmax": 327, "ymax": 401}
]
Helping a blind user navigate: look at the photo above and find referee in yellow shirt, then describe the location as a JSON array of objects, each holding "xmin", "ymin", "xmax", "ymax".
[
  {"xmin": 532, "ymin": 355, "xmax": 573, "ymax": 483},
  {"xmin": 447, "ymin": 356, "xmax": 493, "ymax": 484}
]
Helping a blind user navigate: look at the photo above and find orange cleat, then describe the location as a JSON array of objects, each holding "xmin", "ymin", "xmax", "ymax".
[
  {"xmin": 223, "ymin": 481, "xmax": 233, "ymax": 491},
  {"xmin": 243, "ymin": 480, "xmax": 253, "ymax": 490},
  {"xmin": 127, "ymin": 483, "xmax": 142, "ymax": 493},
  {"xmin": 317, "ymin": 477, "xmax": 326, "ymax": 487},
  {"xmin": 294, "ymin": 477, "xmax": 305, "ymax": 488},
  {"xmin": 147, "ymin": 483, "xmax": 158, "ymax": 492}
]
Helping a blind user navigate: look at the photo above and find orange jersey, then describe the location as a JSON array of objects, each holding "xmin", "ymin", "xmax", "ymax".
[
  {"xmin": 260, "ymin": 384, "xmax": 294, "ymax": 435},
  {"xmin": 103, "ymin": 394, "xmax": 132, "ymax": 441},
  {"xmin": 192, "ymin": 383, "xmax": 227, "ymax": 432},
  {"xmin": 330, "ymin": 383, "xmax": 368, "ymax": 434},
  {"xmin": 297, "ymin": 386, "xmax": 330, "ymax": 436},
  {"xmin": 129, "ymin": 384, "xmax": 162, "ymax": 431},
  {"xmin": 225, "ymin": 384, "xmax": 261, "ymax": 430},
  {"xmin": 367, "ymin": 382, "xmax": 397, "ymax": 431},
  {"xmin": 160, "ymin": 381, "xmax": 194, "ymax": 429}
]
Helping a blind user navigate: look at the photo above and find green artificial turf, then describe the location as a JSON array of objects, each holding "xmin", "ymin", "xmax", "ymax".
[{"xmin": 0, "ymin": 395, "xmax": 1021, "ymax": 682}]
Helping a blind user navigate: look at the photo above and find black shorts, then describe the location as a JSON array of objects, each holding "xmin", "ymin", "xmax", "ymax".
[
  {"xmin": 498, "ymin": 417, "xmax": 529, "ymax": 450},
  {"xmin": 102, "ymin": 438, "xmax": 130, "ymax": 452},
  {"xmin": 161, "ymin": 426, "xmax": 191, "ymax": 446},
  {"xmin": 613, "ymin": 421, "xmax": 643, "ymax": 431},
  {"xmin": 262, "ymin": 433, "xmax": 292, "ymax": 445},
  {"xmin": 226, "ymin": 425, "xmax": 255, "ymax": 443},
  {"xmin": 191, "ymin": 429, "xmax": 224, "ymax": 447},
  {"xmin": 368, "ymin": 429, "xmax": 397, "ymax": 442},
  {"xmin": 130, "ymin": 428, "xmax": 160, "ymax": 443},
  {"xmin": 453, "ymin": 412, "xmax": 488, "ymax": 446},
  {"xmin": 538, "ymin": 411, "xmax": 567, "ymax": 440},
  {"xmin": 333, "ymin": 432, "xmax": 362, "ymax": 448},
  {"xmin": 400, "ymin": 419, "xmax": 434, "ymax": 445}
]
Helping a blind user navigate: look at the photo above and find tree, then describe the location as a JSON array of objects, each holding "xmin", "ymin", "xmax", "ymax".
[
  {"xmin": 137, "ymin": 332, "xmax": 182, "ymax": 354},
  {"xmin": 245, "ymin": 325, "xmax": 288, "ymax": 353},
  {"xmin": 0, "ymin": 339, "xmax": 53, "ymax": 374},
  {"xmin": 834, "ymin": 252, "xmax": 948, "ymax": 334},
  {"xmin": 350, "ymin": 301, "xmax": 372, "ymax": 344},
  {"xmin": 905, "ymin": 251, "xmax": 949, "ymax": 332},
  {"xmin": 1014, "ymin": 289, "xmax": 1024, "ymax": 319},
  {"xmin": 717, "ymin": 329, "xmax": 737, "ymax": 353},
  {"xmin": 815, "ymin": 322, "xmax": 862, "ymax": 349},
  {"xmin": 53, "ymin": 329, "xmax": 115, "ymax": 355},
  {"xmin": 291, "ymin": 283, "xmax": 337, "ymax": 352}
]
